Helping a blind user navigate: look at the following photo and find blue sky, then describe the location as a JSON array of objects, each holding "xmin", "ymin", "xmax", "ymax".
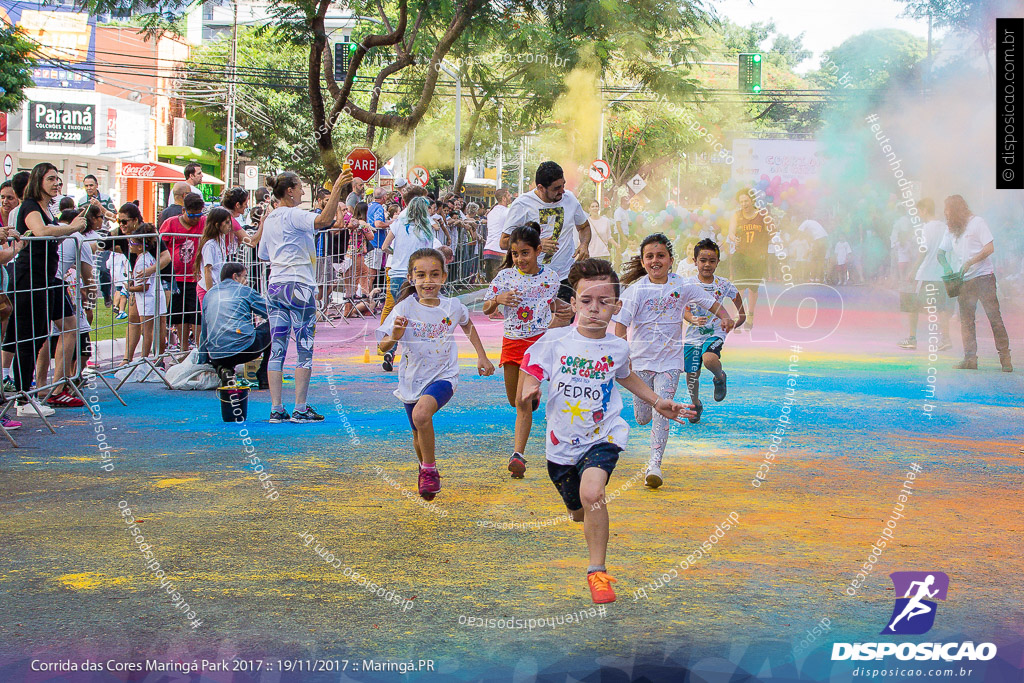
[{"xmin": 714, "ymin": 0, "xmax": 933, "ymax": 70}]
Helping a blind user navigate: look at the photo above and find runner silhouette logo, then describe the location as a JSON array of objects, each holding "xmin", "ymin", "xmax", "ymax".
[{"xmin": 881, "ymin": 571, "xmax": 949, "ymax": 635}]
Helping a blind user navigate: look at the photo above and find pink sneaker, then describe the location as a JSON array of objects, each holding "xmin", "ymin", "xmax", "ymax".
[
  {"xmin": 418, "ymin": 465, "xmax": 441, "ymax": 500},
  {"xmin": 2, "ymin": 416, "xmax": 22, "ymax": 430}
]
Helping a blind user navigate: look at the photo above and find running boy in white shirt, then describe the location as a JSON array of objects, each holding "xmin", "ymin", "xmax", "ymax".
[
  {"xmin": 519, "ymin": 258, "xmax": 694, "ymax": 604},
  {"xmin": 683, "ymin": 239, "xmax": 745, "ymax": 422}
]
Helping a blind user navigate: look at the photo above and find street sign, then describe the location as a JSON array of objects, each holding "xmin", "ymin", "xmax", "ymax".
[
  {"xmin": 408, "ymin": 165, "xmax": 430, "ymax": 187},
  {"xmin": 627, "ymin": 173, "xmax": 647, "ymax": 194},
  {"xmin": 3, "ymin": 155, "xmax": 12, "ymax": 178},
  {"xmin": 346, "ymin": 147, "xmax": 378, "ymax": 181},
  {"xmin": 588, "ymin": 159, "xmax": 610, "ymax": 183},
  {"xmin": 243, "ymin": 165, "xmax": 258, "ymax": 190}
]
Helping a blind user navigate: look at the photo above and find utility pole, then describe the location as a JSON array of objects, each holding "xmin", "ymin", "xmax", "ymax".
[
  {"xmin": 676, "ymin": 158, "xmax": 681, "ymax": 202},
  {"xmin": 496, "ymin": 101, "xmax": 503, "ymax": 191},
  {"xmin": 927, "ymin": 9, "xmax": 932, "ymax": 60},
  {"xmin": 224, "ymin": 0, "xmax": 238, "ymax": 186},
  {"xmin": 518, "ymin": 137, "xmax": 524, "ymax": 194},
  {"xmin": 438, "ymin": 61, "xmax": 461, "ymax": 190}
]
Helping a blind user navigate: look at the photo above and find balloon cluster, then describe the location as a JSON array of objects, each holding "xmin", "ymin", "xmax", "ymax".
[{"xmin": 747, "ymin": 174, "xmax": 819, "ymax": 213}]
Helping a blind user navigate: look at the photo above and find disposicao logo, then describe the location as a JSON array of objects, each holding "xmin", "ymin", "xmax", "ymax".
[
  {"xmin": 832, "ymin": 572, "xmax": 998, "ymax": 662},
  {"xmin": 882, "ymin": 571, "xmax": 948, "ymax": 635}
]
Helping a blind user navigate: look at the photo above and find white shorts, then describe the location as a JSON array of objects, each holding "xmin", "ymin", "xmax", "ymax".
[
  {"xmin": 364, "ymin": 248, "xmax": 384, "ymax": 270},
  {"xmin": 136, "ymin": 288, "xmax": 167, "ymax": 318}
]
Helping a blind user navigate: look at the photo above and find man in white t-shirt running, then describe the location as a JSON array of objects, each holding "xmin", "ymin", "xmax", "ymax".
[
  {"xmin": 938, "ymin": 194, "xmax": 1011, "ymax": 372},
  {"xmin": 797, "ymin": 217, "xmax": 829, "ymax": 282},
  {"xmin": 500, "ymin": 161, "xmax": 591, "ymax": 326},
  {"xmin": 481, "ymin": 188, "xmax": 511, "ymax": 282}
]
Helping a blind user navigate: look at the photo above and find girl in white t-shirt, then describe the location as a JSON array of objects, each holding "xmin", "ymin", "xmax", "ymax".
[
  {"xmin": 194, "ymin": 207, "xmax": 237, "ymax": 306},
  {"xmin": 612, "ymin": 233, "xmax": 727, "ymax": 488},
  {"xmin": 129, "ymin": 231, "xmax": 167, "ymax": 358},
  {"xmin": 376, "ymin": 248, "xmax": 495, "ymax": 500},
  {"xmin": 482, "ymin": 224, "xmax": 561, "ymax": 479}
]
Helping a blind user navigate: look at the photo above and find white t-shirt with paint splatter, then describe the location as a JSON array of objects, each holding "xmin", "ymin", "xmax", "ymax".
[
  {"xmin": 484, "ymin": 265, "xmax": 560, "ymax": 340},
  {"xmin": 376, "ymin": 295, "xmax": 471, "ymax": 403},
  {"xmin": 614, "ymin": 273, "xmax": 717, "ymax": 372},
  {"xmin": 684, "ymin": 275, "xmax": 738, "ymax": 344},
  {"xmin": 521, "ymin": 327, "xmax": 631, "ymax": 465}
]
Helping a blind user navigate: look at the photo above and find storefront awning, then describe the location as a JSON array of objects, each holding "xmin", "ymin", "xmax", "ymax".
[
  {"xmin": 121, "ymin": 161, "xmax": 224, "ymax": 185},
  {"xmin": 157, "ymin": 145, "xmax": 221, "ymax": 166}
]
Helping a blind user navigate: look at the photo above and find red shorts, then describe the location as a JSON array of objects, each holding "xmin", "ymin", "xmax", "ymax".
[{"xmin": 500, "ymin": 333, "xmax": 543, "ymax": 367}]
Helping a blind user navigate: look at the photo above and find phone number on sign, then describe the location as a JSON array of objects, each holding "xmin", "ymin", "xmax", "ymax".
[{"xmin": 42, "ymin": 131, "xmax": 84, "ymax": 142}]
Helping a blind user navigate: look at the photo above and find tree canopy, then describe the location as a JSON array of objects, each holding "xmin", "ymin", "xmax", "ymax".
[{"xmin": 0, "ymin": 27, "xmax": 36, "ymax": 113}]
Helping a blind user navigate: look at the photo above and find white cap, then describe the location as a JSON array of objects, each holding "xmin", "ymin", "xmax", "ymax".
[{"xmin": 395, "ymin": 177, "xmax": 409, "ymax": 189}]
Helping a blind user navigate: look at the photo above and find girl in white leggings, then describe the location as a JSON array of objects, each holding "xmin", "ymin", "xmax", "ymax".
[{"xmin": 613, "ymin": 234, "xmax": 734, "ymax": 488}]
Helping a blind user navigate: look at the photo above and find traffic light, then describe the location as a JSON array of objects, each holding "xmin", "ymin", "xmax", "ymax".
[
  {"xmin": 334, "ymin": 40, "xmax": 359, "ymax": 81},
  {"xmin": 738, "ymin": 53, "xmax": 762, "ymax": 93}
]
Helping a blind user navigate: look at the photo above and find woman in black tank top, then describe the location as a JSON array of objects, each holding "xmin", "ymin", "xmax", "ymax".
[{"xmin": 2, "ymin": 163, "xmax": 88, "ymax": 397}]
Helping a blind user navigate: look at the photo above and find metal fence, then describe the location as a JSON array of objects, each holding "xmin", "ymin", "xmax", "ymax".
[{"xmin": 0, "ymin": 219, "xmax": 490, "ymax": 447}]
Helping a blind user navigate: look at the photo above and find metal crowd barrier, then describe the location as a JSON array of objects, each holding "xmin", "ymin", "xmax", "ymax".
[
  {"xmin": 0, "ymin": 218, "xmax": 489, "ymax": 447},
  {"xmin": 0, "ymin": 233, "xmax": 122, "ymax": 446}
]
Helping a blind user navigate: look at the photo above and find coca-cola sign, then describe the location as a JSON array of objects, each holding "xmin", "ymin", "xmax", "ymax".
[{"xmin": 122, "ymin": 163, "xmax": 159, "ymax": 178}]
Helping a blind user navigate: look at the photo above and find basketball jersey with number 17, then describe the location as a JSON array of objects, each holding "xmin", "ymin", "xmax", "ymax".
[{"xmin": 735, "ymin": 210, "xmax": 770, "ymax": 257}]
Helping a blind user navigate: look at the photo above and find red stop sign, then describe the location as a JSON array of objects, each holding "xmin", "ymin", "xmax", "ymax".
[{"xmin": 346, "ymin": 147, "xmax": 378, "ymax": 181}]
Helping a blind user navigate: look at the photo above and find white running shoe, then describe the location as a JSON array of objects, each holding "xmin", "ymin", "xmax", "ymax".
[
  {"xmin": 645, "ymin": 464, "xmax": 663, "ymax": 489},
  {"xmin": 17, "ymin": 402, "xmax": 55, "ymax": 417}
]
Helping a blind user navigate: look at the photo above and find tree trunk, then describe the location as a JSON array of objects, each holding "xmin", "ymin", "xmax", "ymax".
[{"xmin": 309, "ymin": 0, "xmax": 340, "ymax": 177}]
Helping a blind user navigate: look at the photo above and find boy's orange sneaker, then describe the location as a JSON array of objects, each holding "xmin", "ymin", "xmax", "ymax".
[{"xmin": 587, "ymin": 571, "xmax": 617, "ymax": 603}]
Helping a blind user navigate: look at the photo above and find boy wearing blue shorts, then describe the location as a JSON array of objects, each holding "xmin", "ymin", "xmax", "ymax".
[
  {"xmin": 684, "ymin": 239, "xmax": 744, "ymax": 423},
  {"xmin": 520, "ymin": 258, "xmax": 693, "ymax": 604}
]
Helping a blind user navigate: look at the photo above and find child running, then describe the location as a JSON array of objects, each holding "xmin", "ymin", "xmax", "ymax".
[
  {"xmin": 482, "ymin": 223, "xmax": 562, "ymax": 479},
  {"xmin": 376, "ymin": 248, "xmax": 495, "ymax": 500},
  {"xmin": 683, "ymin": 239, "xmax": 746, "ymax": 423},
  {"xmin": 379, "ymin": 196, "xmax": 453, "ymax": 370},
  {"xmin": 519, "ymin": 258, "xmax": 694, "ymax": 603},
  {"xmin": 613, "ymin": 234, "xmax": 735, "ymax": 488}
]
